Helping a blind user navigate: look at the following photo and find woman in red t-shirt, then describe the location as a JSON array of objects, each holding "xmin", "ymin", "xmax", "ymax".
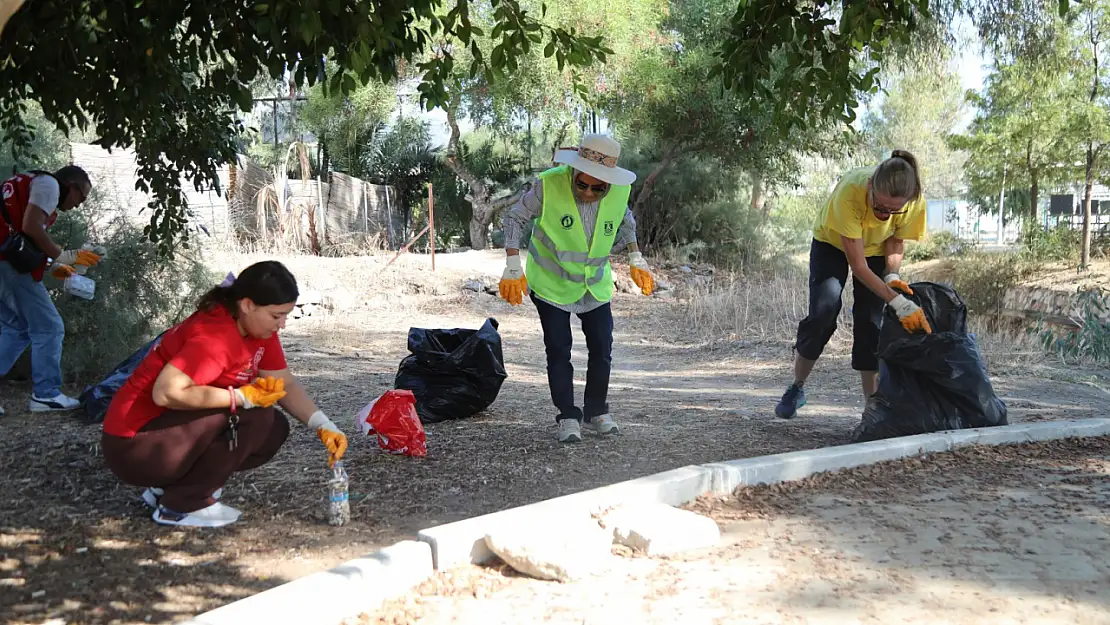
[{"xmin": 101, "ymin": 261, "xmax": 348, "ymax": 528}]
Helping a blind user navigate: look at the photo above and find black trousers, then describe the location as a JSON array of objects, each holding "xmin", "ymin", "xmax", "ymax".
[
  {"xmin": 794, "ymin": 239, "xmax": 888, "ymax": 371},
  {"xmin": 531, "ymin": 293, "xmax": 613, "ymax": 422}
]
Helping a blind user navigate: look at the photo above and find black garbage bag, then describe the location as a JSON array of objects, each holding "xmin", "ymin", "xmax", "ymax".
[
  {"xmin": 851, "ymin": 282, "xmax": 1007, "ymax": 442},
  {"xmin": 77, "ymin": 332, "xmax": 165, "ymax": 424},
  {"xmin": 394, "ymin": 317, "xmax": 507, "ymax": 423}
]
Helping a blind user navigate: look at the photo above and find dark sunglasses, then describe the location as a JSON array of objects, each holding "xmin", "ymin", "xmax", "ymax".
[{"xmin": 574, "ymin": 179, "xmax": 608, "ymax": 194}]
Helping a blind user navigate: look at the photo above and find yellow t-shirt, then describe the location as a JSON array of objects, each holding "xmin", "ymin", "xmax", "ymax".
[{"xmin": 812, "ymin": 167, "xmax": 927, "ymax": 257}]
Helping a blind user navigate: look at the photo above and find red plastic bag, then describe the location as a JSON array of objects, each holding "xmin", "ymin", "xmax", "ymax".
[{"xmin": 355, "ymin": 389, "xmax": 427, "ymax": 457}]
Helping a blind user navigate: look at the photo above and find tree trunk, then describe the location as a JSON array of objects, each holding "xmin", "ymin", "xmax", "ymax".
[
  {"xmin": 1029, "ymin": 169, "xmax": 1039, "ymax": 221},
  {"xmin": 631, "ymin": 148, "xmax": 678, "ymax": 224},
  {"xmin": 1083, "ymin": 145, "xmax": 1096, "ymax": 267},
  {"xmin": 751, "ymin": 172, "xmax": 768, "ymax": 217},
  {"xmin": 470, "ymin": 201, "xmax": 493, "ymax": 250}
]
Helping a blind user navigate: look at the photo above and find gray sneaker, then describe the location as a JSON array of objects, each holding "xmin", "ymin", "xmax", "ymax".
[
  {"xmin": 556, "ymin": 418, "xmax": 582, "ymax": 443},
  {"xmin": 584, "ymin": 414, "xmax": 619, "ymax": 435}
]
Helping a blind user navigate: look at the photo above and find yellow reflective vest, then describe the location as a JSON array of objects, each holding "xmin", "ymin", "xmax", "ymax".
[{"xmin": 525, "ymin": 165, "xmax": 631, "ymax": 305}]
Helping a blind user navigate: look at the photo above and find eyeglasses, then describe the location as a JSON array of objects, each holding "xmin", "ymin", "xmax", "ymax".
[
  {"xmin": 869, "ymin": 188, "xmax": 907, "ymax": 215},
  {"xmin": 574, "ymin": 179, "xmax": 608, "ymax": 195}
]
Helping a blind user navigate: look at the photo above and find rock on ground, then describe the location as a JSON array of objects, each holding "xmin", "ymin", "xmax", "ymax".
[
  {"xmin": 484, "ymin": 519, "xmax": 613, "ymax": 582},
  {"xmin": 600, "ymin": 503, "xmax": 721, "ymax": 556}
]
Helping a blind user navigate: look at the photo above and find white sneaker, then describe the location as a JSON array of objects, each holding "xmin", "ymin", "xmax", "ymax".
[
  {"xmin": 0, "ymin": 404, "xmax": 5, "ymax": 416},
  {"xmin": 557, "ymin": 418, "xmax": 582, "ymax": 443},
  {"xmin": 142, "ymin": 487, "xmax": 223, "ymax": 509},
  {"xmin": 585, "ymin": 414, "xmax": 619, "ymax": 435},
  {"xmin": 29, "ymin": 392, "xmax": 81, "ymax": 412},
  {"xmin": 153, "ymin": 502, "xmax": 241, "ymax": 528}
]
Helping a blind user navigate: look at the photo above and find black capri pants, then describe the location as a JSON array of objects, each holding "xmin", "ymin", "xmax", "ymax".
[{"xmin": 794, "ymin": 239, "xmax": 887, "ymax": 371}]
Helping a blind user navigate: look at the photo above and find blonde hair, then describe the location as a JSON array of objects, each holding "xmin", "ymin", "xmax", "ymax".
[{"xmin": 872, "ymin": 149, "xmax": 921, "ymax": 201}]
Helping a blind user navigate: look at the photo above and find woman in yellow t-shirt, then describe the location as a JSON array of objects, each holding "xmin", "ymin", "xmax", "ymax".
[{"xmin": 775, "ymin": 150, "xmax": 933, "ymax": 420}]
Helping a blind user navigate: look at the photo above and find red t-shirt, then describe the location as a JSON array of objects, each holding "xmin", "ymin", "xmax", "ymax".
[{"xmin": 102, "ymin": 306, "xmax": 288, "ymax": 437}]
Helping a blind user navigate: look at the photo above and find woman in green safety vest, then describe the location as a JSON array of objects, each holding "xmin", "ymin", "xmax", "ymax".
[{"xmin": 500, "ymin": 134, "xmax": 654, "ymax": 443}]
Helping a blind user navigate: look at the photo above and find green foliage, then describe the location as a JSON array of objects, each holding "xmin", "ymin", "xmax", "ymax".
[
  {"xmin": 1037, "ymin": 287, "xmax": 1110, "ymax": 363},
  {"xmin": 904, "ymin": 230, "xmax": 974, "ymax": 262},
  {"xmin": 0, "ymin": 101, "xmax": 70, "ymax": 176},
  {"xmin": 862, "ymin": 53, "xmax": 968, "ymax": 199},
  {"xmin": 46, "ymin": 201, "xmax": 217, "ymax": 382},
  {"xmin": 945, "ymin": 251, "xmax": 1037, "ymax": 315},
  {"xmin": 299, "ymin": 74, "xmax": 397, "ymax": 178},
  {"xmin": 1019, "ymin": 222, "xmax": 1083, "ymax": 262},
  {"xmin": 364, "ymin": 117, "xmax": 439, "ymax": 221},
  {"xmin": 0, "ymin": 1, "xmax": 610, "ymax": 253}
]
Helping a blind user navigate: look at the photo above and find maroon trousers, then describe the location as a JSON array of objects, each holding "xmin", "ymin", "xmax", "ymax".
[{"xmin": 102, "ymin": 407, "xmax": 290, "ymax": 512}]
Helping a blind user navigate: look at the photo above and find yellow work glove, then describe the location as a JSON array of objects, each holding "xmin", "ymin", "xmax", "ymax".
[
  {"xmin": 889, "ymin": 295, "xmax": 933, "ymax": 334},
  {"xmin": 629, "ymin": 251, "xmax": 654, "ymax": 296},
  {"xmin": 499, "ymin": 254, "xmax": 528, "ymax": 306},
  {"xmin": 308, "ymin": 410, "xmax": 348, "ymax": 468},
  {"xmin": 884, "ymin": 272, "xmax": 913, "ymax": 295},
  {"xmin": 50, "ymin": 264, "xmax": 77, "ymax": 279},
  {"xmin": 234, "ymin": 376, "xmax": 287, "ymax": 409}
]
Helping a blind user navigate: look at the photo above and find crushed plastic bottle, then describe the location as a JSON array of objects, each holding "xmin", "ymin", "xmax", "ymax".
[
  {"xmin": 63, "ymin": 274, "xmax": 96, "ymax": 300},
  {"xmin": 328, "ymin": 461, "xmax": 350, "ymax": 526}
]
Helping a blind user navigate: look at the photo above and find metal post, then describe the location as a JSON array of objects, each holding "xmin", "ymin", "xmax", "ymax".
[{"xmin": 428, "ymin": 183, "xmax": 435, "ymax": 272}]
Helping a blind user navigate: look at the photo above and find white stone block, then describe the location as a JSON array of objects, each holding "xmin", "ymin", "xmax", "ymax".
[
  {"xmin": 484, "ymin": 520, "xmax": 612, "ymax": 582},
  {"xmin": 600, "ymin": 504, "xmax": 721, "ymax": 556}
]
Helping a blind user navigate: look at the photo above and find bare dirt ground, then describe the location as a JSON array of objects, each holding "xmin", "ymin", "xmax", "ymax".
[
  {"xmin": 352, "ymin": 436, "xmax": 1110, "ymax": 625},
  {"xmin": 2, "ymin": 250, "xmax": 1108, "ymax": 625}
]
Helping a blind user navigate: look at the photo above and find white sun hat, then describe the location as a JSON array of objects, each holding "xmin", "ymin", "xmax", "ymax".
[{"xmin": 553, "ymin": 134, "xmax": 636, "ymax": 186}]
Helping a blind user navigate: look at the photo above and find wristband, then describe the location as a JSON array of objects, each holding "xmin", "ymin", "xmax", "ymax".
[{"xmin": 228, "ymin": 387, "xmax": 237, "ymax": 413}]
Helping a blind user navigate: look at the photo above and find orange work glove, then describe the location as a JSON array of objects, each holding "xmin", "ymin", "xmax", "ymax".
[
  {"xmin": 498, "ymin": 254, "xmax": 528, "ymax": 306},
  {"xmin": 884, "ymin": 272, "xmax": 913, "ymax": 295},
  {"xmin": 629, "ymin": 251, "xmax": 654, "ymax": 296},
  {"xmin": 50, "ymin": 264, "xmax": 77, "ymax": 279},
  {"xmin": 890, "ymin": 295, "xmax": 933, "ymax": 334},
  {"xmin": 308, "ymin": 410, "xmax": 348, "ymax": 468},
  {"xmin": 234, "ymin": 377, "xmax": 286, "ymax": 409}
]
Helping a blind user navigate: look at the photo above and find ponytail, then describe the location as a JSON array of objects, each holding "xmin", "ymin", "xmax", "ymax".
[
  {"xmin": 195, "ymin": 261, "xmax": 299, "ymax": 316},
  {"xmin": 873, "ymin": 149, "xmax": 922, "ymax": 201}
]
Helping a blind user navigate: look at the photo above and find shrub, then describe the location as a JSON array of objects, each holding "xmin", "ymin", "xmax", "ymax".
[
  {"xmin": 1036, "ymin": 287, "xmax": 1110, "ymax": 364},
  {"xmin": 22, "ymin": 200, "xmax": 216, "ymax": 384},
  {"xmin": 904, "ymin": 230, "xmax": 974, "ymax": 263},
  {"xmin": 1019, "ymin": 222, "xmax": 1081, "ymax": 262}
]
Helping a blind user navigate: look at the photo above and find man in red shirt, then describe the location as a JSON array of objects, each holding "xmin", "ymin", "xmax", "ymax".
[{"xmin": 0, "ymin": 165, "xmax": 101, "ymax": 416}]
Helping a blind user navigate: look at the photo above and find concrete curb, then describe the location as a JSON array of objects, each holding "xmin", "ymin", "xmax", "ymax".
[
  {"xmin": 185, "ymin": 418, "xmax": 1110, "ymax": 623},
  {"xmin": 419, "ymin": 419, "xmax": 1110, "ymax": 570},
  {"xmin": 180, "ymin": 540, "xmax": 432, "ymax": 625}
]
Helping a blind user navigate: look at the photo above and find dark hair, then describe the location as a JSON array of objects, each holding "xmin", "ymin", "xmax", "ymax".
[
  {"xmin": 197, "ymin": 260, "xmax": 299, "ymax": 315},
  {"xmin": 53, "ymin": 165, "xmax": 92, "ymax": 189},
  {"xmin": 872, "ymin": 149, "xmax": 921, "ymax": 201}
]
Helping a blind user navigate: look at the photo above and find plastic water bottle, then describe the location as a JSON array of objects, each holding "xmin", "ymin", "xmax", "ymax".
[{"xmin": 328, "ymin": 461, "xmax": 350, "ymax": 526}]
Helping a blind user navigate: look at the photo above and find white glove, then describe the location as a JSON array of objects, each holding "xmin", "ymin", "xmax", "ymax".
[
  {"xmin": 502, "ymin": 253, "xmax": 524, "ymax": 280},
  {"xmin": 308, "ymin": 410, "xmax": 342, "ymax": 433},
  {"xmin": 628, "ymin": 251, "xmax": 649, "ymax": 270},
  {"xmin": 55, "ymin": 249, "xmax": 80, "ymax": 265},
  {"xmin": 883, "ymin": 272, "xmax": 900, "ymax": 284},
  {"xmin": 888, "ymin": 294, "xmax": 920, "ymax": 318}
]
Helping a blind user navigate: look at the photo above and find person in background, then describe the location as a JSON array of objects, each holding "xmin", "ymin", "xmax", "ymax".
[
  {"xmin": 100, "ymin": 261, "xmax": 348, "ymax": 527},
  {"xmin": 0, "ymin": 165, "xmax": 100, "ymax": 417},
  {"xmin": 499, "ymin": 134, "xmax": 655, "ymax": 443},
  {"xmin": 775, "ymin": 150, "xmax": 932, "ymax": 420}
]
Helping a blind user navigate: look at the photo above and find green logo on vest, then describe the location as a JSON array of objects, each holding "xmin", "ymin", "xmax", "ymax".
[
  {"xmin": 560, "ymin": 214, "xmax": 575, "ymax": 229},
  {"xmin": 603, "ymin": 220, "xmax": 614, "ymax": 236}
]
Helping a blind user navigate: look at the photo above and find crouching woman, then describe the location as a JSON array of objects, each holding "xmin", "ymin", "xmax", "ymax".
[{"xmin": 101, "ymin": 261, "xmax": 347, "ymax": 528}]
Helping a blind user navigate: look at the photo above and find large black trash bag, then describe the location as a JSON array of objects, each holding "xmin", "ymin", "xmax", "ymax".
[
  {"xmin": 851, "ymin": 282, "xmax": 1008, "ymax": 442},
  {"xmin": 394, "ymin": 317, "xmax": 508, "ymax": 423},
  {"xmin": 77, "ymin": 332, "xmax": 166, "ymax": 424}
]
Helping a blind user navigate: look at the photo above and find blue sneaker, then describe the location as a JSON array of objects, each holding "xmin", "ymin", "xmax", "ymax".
[{"xmin": 775, "ymin": 383, "xmax": 806, "ymax": 419}]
